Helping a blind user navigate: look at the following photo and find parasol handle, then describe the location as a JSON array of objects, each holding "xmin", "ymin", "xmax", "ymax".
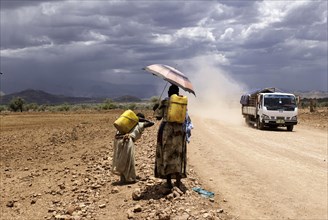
[{"xmin": 158, "ymin": 81, "xmax": 169, "ymax": 103}]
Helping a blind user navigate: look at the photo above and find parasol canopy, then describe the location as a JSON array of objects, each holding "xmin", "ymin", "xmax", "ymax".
[{"xmin": 143, "ymin": 64, "xmax": 195, "ymax": 96}]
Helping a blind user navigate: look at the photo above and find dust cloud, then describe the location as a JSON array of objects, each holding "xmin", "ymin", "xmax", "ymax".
[{"xmin": 185, "ymin": 56, "xmax": 247, "ymax": 125}]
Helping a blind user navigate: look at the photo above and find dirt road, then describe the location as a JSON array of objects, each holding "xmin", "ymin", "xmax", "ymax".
[{"xmin": 188, "ymin": 114, "xmax": 327, "ymax": 220}]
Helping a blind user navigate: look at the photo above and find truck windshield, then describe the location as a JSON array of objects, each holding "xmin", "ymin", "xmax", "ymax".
[{"xmin": 264, "ymin": 95, "xmax": 296, "ymax": 111}]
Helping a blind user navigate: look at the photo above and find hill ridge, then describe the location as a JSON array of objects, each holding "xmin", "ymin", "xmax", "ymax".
[{"xmin": 0, "ymin": 89, "xmax": 142, "ymax": 105}]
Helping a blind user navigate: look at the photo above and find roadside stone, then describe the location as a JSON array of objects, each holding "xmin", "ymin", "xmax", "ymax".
[
  {"xmin": 166, "ymin": 193, "xmax": 174, "ymax": 200},
  {"xmin": 78, "ymin": 203, "xmax": 86, "ymax": 209},
  {"xmin": 54, "ymin": 214, "xmax": 69, "ymax": 220},
  {"xmin": 173, "ymin": 186, "xmax": 183, "ymax": 196},
  {"xmin": 173, "ymin": 213, "xmax": 189, "ymax": 220},
  {"xmin": 99, "ymin": 204, "xmax": 106, "ymax": 208},
  {"xmin": 91, "ymin": 184, "xmax": 101, "ymax": 190},
  {"xmin": 52, "ymin": 200, "xmax": 61, "ymax": 204},
  {"xmin": 184, "ymin": 208, "xmax": 191, "ymax": 214},
  {"xmin": 133, "ymin": 205, "xmax": 142, "ymax": 212},
  {"xmin": 132, "ymin": 188, "xmax": 142, "ymax": 200},
  {"xmin": 173, "ymin": 191, "xmax": 180, "ymax": 198},
  {"xmin": 66, "ymin": 205, "xmax": 76, "ymax": 215},
  {"xmin": 127, "ymin": 209, "xmax": 135, "ymax": 219},
  {"xmin": 158, "ymin": 213, "xmax": 171, "ymax": 220},
  {"xmin": 148, "ymin": 212, "xmax": 156, "ymax": 219},
  {"xmin": 58, "ymin": 183, "xmax": 66, "ymax": 190},
  {"xmin": 111, "ymin": 187, "xmax": 119, "ymax": 194},
  {"xmin": 203, "ymin": 213, "xmax": 211, "ymax": 219},
  {"xmin": 48, "ymin": 207, "xmax": 56, "ymax": 213},
  {"xmin": 6, "ymin": 201, "xmax": 15, "ymax": 208}
]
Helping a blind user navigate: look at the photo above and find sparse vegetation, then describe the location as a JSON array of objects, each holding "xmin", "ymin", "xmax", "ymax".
[
  {"xmin": 150, "ymin": 96, "xmax": 160, "ymax": 104},
  {"xmin": 3, "ymin": 96, "xmax": 327, "ymax": 114},
  {"xmin": 25, "ymin": 102, "xmax": 39, "ymax": 112},
  {"xmin": 38, "ymin": 105, "xmax": 48, "ymax": 112},
  {"xmin": 99, "ymin": 99, "xmax": 117, "ymax": 110},
  {"xmin": 126, "ymin": 103, "xmax": 136, "ymax": 110},
  {"xmin": 0, "ymin": 105, "xmax": 7, "ymax": 112},
  {"xmin": 8, "ymin": 97, "xmax": 25, "ymax": 112},
  {"xmin": 299, "ymin": 98, "xmax": 328, "ymax": 110},
  {"xmin": 56, "ymin": 103, "xmax": 71, "ymax": 112},
  {"xmin": 3, "ymin": 99, "xmax": 153, "ymax": 113},
  {"xmin": 70, "ymin": 104, "xmax": 97, "ymax": 111}
]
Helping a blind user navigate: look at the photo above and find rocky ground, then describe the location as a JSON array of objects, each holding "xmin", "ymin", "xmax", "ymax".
[
  {"xmin": 0, "ymin": 110, "xmax": 234, "ymax": 220},
  {"xmin": 298, "ymin": 107, "xmax": 328, "ymax": 130},
  {"xmin": 1, "ymin": 107, "xmax": 326, "ymax": 220}
]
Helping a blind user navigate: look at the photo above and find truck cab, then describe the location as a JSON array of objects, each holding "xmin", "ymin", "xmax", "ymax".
[
  {"xmin": 257, "ymin": 92, "xmax": 298, "ymax": 131},
  {"xmin": 241, "ymin": 88, "xmax": 298, "ymax": 131}
]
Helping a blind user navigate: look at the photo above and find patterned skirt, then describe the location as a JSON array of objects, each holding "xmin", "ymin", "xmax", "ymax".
[{"xmin": 154, "ymin": 122, "xmax": 187, "ymax": 179}]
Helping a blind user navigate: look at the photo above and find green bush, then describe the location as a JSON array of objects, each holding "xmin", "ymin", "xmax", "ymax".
[
  {"xmin": 300, "ymin": 98, "xmax": 328, "ymax": 108},
  {"xmin": 318, "ymin": 102, "xmax": 328, "ymax": 107},
  {"xmin": 80, "ymin": 104, "xmax": 91, "ymax": 110},
  {"xmin": 150, "ymin": 96, "xmax": 160, "ymax": 104},
  {"xmin": 25, "ymin": 103, "xmax": 39, "ymax": 111},
  {"xmin": 127, "ymin": 103, "xmax": 136, "ymax": 110},
  {"xmin": 57, "ymin": 103, "xmax": 70, "ymax": 111},
  {"xmin": 38, "ymin": 105, "xmax": 48, "ymax": 112},
  {"xmin": 70, "ymin": 104, "xmax": 94, "ymax": 111},
  {"xmin": 0, "ymin": 105, "xmax": 7, "ymax": 112},
  {"xmin": 8, "ymin": 97, "xmax": 25, "ymax": 112},
  {"xmin": 100, "ymin": 99, "xmax": 117, "ymax": 110}
]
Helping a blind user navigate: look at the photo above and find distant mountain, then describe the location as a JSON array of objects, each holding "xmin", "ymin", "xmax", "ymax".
[
  {"xmin": 113, "ymin": 95, "xmax": 142, "ymax": 102},
  {"xmin": 294, "ymin": 90, "xmax": 328, "ymax": 99},
  {"xmin": 0, "ymin": 89, "xmax": 145, "ymax": 105},
  {"xmin": 0, "ymin": 89, "xmax": 104, "ymax": 105},
  {"xmin": 3, "ymin": 80, "xmax": 158, "ymax": 99}
]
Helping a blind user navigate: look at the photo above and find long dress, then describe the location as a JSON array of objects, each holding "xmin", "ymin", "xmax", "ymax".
[
  {"xmin": 112, "ymin": 123, "xmax": 144, "ymax": 182},
  {"xmin": 154, "ymin": 99, "xmax": 187, "ymax": 179}
]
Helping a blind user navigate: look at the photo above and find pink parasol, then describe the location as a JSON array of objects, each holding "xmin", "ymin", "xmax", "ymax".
[{"xmin": 143, "ymin": 64, "xmax": 195, "ymax": 96}]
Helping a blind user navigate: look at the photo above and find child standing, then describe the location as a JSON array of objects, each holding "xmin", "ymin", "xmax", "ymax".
[{"xmin": 112, "ymin": 113, "xmax": 154, "ymax": 184}]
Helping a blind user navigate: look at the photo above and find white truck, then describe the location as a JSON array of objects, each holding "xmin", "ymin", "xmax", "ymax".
[{"xmin": 240, "ymin": 88, "xmax": 298, "ymax": 131}]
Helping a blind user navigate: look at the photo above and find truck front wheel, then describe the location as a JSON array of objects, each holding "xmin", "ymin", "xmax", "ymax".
[
  {"xmin": 257, "ymin": 118, "xmax": 264, "ymax": 130},
  {"xmin": 287, "ymin": 125, "xmax": 294, "ymax": 131}
]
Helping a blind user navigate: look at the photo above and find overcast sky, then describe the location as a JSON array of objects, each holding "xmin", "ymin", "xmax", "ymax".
[{"xmin": 0, "ymin": 0, "xmax": 327, "ymax": 98}]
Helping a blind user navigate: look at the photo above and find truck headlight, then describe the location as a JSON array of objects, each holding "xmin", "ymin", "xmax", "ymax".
[
  {"xmin": 291, "ymin": 116, "xmax": 297, "ymax": 120},
  {"xmin": 263, "ymin": 114, "xmax": 270, "ymax": 120}
]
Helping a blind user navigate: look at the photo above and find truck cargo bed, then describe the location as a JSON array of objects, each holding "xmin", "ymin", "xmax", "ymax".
[{"xmin": 242, "ymin": 106, "xmax": 256, "ymax": 116}]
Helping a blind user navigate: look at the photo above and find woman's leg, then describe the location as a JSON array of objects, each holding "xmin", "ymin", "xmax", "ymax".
[
  {"xmin": 120, "ymin": 174, "xmax": 126, "ymax": 183},
  {"xmin": 175, "ymin": 173, "xmax": 181, "ymax": 188},
  {"xmin": 166, "ymin": 174, "xmax": 173, "ymax": 188}
]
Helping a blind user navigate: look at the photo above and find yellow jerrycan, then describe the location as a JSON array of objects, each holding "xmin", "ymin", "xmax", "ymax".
[
  {"xmin": 167, "ymin": 94, "xmax": 188, "ymax": 123},
  {"xmin": 114, "ymin": 109, "xmax": 139, "ymax": 134}
]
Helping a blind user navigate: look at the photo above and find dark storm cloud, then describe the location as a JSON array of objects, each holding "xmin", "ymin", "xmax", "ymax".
[
  {"xmin": 0, "ymin": 0, "xmax": 44, "ymax": 9},
  {"xmin": 0, "ymin": 0, "xmax": 66, "ymax": 9},
  {"xmin": 0, "ymin": 0, "xmax": 327, "ymax": 97},
  {"xmin": 281, "ymin": 1, "xmax": 326, "ymax": 27}
]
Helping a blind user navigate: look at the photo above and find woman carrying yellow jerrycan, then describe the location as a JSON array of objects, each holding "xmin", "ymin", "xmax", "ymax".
[
  {"xmin": 112, "ymin": 110, "xmax": 154, "ymax": 184},
  {"xmin": 153, "ymin": 84, "xmax": 192, "ymax": 189}
]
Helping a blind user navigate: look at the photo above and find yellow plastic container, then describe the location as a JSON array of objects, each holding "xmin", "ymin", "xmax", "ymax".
[
  {"xmin": 114, "ymin": 109, "xmax": 139, "ymax": 134},
  {"xmin": 167, "ymin": 94, "xmax": 188, "ymax": 123}
]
